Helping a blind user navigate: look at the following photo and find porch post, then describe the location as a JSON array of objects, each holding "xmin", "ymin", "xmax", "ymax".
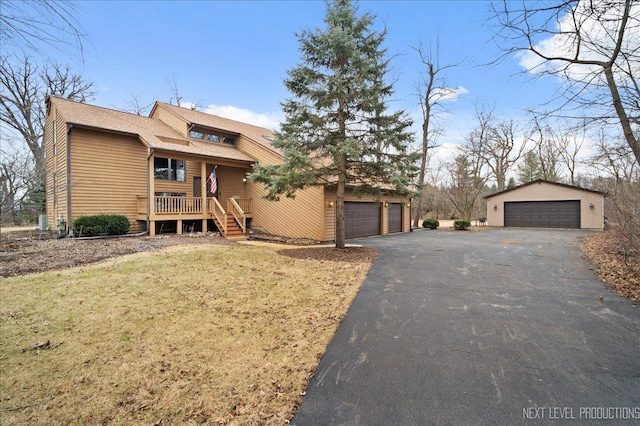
[
  {"xmin": 148, "ymin": 149, "xmax": 156, "ymax": 236},
  {"xmin": 201, "ymin": 161, "xmax": 207, "ymax": 232}
]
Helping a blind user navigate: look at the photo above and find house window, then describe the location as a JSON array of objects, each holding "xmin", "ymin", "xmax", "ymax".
[
  {"xmin": 223, "ymin": 137, "xmax": 235, "ymax": 144},
  {"xmin": 206, "ymin": 133, "xmax": 220, "ymax": 142},
  {"xmin": 189, "ymin": 130, "xmax": 204, "ymax": 139},
  {"xmin": 154, "ymin": 157, "xmax": 186, "ymax": 181}
]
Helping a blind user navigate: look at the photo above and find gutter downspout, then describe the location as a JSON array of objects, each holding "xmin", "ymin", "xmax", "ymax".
[
  {"xmin": 66, "ymin": 124, "xmax": 73, "ymax": 236},
  {"xmin": 147, "ymin": 147, "xmax": 154, "ymax": 234}
]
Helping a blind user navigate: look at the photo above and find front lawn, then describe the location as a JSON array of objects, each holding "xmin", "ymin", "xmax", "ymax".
[{"xmin": 0, "ymin": 244, "xmax": 372, "ymax": 425}]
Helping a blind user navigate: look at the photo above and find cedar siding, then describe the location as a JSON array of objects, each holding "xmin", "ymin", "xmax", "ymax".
[
  {"xmin": 45, "ymin": 109, "xmax": 71, "ymax": 230},
  {"xmin": 150, "ymin": 106, "xmax": 188, "ymax": 137},
  {"xmin": 249, "ymin": 185, "xmax": 325, "ymax": 240},
  {"xmin": 70, "ymin": 128, "xmax": 147, "ymax": 232},
  {"xmin": 45, "ymin": 97, "xmax": 412, "ymax": 241}
]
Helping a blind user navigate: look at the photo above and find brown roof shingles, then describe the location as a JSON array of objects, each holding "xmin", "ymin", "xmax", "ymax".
[
  {"xmin": 153, "ymin": 102, "xmax": 281, "ymax": 155},
  {"xmin": 49, "ymin": 96, "xmax": 257, "ymax": 163}
]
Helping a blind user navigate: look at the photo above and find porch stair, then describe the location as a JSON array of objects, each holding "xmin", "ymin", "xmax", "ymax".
[{"xmin": 213, "ymin": 215, "xmax": 247, "ymax": 241}]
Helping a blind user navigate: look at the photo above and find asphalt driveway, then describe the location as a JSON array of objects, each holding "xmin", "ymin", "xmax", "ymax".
[{"xmin": 292, "ymin": 229, "xmax": 640, "ymax": 425}]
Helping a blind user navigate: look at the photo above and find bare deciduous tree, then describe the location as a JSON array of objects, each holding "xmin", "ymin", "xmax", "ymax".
[
  {"xmin": 0, "ymin": 0, "xmax": 86, "ymax": 56},
  {"xmin": 492, "ymin": 0, "xmax": 640, "ymax": 165},
  {"xmin": 557, "ymin": 128, "xmax": 586, "ymax": 186},
  {"xmin": 467, "ymin": 106, "xmax": 527, "ymax": 192},
  {"xmin": 0, "ymin": 55, "xmax": 94, "ymax": 180},
  {"xmin": 485, "ymin": 120, "xmax": 527, "ymax": 191},
  {"xmin": 589, "ymin": 138, "xmax": 639, "ymax": 268},
  {"xmin": 0, "ymin": 55, "xmax": 94, "ymax": 222},
  {"xmin": 0, "ymin": 140, "xmax": 34, "ymax": 225},
  {"xmin": 124, "ymin": 90, "xmax": 154, "ymax": 116},
  {"xmin": 527, "ymin": 117, "xmax": 564, "ymax": 182},
  {"xmin": 411, "ymin": 41, "xmax": 457, "ymax": 227}
]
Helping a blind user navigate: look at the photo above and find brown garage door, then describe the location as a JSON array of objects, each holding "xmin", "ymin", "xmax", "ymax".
[
  {"xmin": 345, "ymin": 202, "xmax": 381, "ymax": 239},
  {"xmin": 504, "ymin": 200, "xmax": 580, "ymax": 228},
  {"xmin": 388, "ymin": 203, "xmax": 402, "ymax": 233}
]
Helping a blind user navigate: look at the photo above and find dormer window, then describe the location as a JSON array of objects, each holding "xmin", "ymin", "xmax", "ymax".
[
  {"xmin": 190, "ymin": 127, "xmax": 236, "ymax": 145},
  {"xmin": 189, "ymin": 130, "xmax": 204, "ymax": 139}
]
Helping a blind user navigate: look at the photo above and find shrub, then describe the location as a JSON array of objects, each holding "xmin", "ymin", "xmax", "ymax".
[
  {"xmin": 453, "ymin": 220, "xmax": 471, "ymax": 231},
  {"xmin": 422, "ymin": 219, "xmax": 439, "ymax": 229},
  {"xmin": 74, "ymin": 215, "xmax": 131, "ymax": 236}
]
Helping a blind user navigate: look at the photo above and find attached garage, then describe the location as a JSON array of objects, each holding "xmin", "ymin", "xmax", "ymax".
[
  {"xmin": 345, "ymin": 202, "xmax": 381, "ymax": 239},
  {"xmin": 388, "ymin": 203, "xmax": 403, "ymax": 233},
  {"xmin": 485, "ymin": 180, "xmax": 605, "ymax": 230}
]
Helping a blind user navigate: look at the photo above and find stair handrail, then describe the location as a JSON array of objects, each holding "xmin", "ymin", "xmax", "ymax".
[
  {"xmin": 210, "ymin": 197, "xmax": 227, "ymax": 235},
  {"xmin": 228, "ymin": 198, "xmax": 246, "ymax": 234}
]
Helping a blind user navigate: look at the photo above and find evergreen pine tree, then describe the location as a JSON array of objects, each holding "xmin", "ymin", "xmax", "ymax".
[
  {"xmin": 517, "ymin": 151, "xmax": 543, "ymax": 184},
  {"xmin": 250, "ymin": 0, "xmax": 417, "ymax": 248}
]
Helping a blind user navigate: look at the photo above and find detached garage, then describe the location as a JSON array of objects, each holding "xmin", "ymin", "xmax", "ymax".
[{"xmin": 485, "ymin": 180, "xmax": 605, "ymax": 230}]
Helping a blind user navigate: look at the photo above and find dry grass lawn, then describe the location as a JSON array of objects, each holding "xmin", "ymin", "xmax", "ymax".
[{"xmin": 0, "ymin": 244, "xmax": 373, "ymax": 425}]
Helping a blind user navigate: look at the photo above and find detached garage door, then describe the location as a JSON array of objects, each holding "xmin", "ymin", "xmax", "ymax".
[
  {"xmin": 345, "ymin": 202, "xmax": 381, "ymax": 239},
  {"xmin": 504, "ymin": 201, "xmax": 580, "ymax": 228},
  {"xmin": 388, "ymin": 203, "xmax": 402, "ymax": 233}
]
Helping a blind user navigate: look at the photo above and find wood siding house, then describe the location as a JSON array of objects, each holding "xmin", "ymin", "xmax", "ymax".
[{"xmin": 45, "ymin": 97, "xmax": 410, "ymax": 241}]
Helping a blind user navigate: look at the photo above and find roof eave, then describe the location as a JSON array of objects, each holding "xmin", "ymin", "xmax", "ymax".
[{"xmin": 483, "ymin": 179, "xmax": 608, "ymax": 199}]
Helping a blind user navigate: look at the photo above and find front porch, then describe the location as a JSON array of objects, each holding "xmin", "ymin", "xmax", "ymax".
[{"xmin": 136, "ymin": 196, "xmax": 252, "ymax": 239}]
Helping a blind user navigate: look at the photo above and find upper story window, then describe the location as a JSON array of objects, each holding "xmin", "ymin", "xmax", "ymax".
[
  {"xmin": 189, "ymin": 130, "xmax": 204, "ymax": 139},
  {"xmin": 154, "ymin": 157, "xmax": 186, "ymax": 181},
  {"xmin": 190, "ymin": 127, "xmax": 236, "ymax": 145}
]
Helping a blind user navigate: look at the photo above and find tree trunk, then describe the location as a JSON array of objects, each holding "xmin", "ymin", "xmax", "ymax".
[
  {"xmin": 604, "ymin": 65, "xmax": 640, "ymax": 166},
  {"xmin": 335, "ymin": 155, "xmax": 347, "ymax": 249}
]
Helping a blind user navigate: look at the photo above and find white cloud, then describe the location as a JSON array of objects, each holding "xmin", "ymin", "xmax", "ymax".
[
  {"xmin": 433, "ymin": 86, "xmax": 469, "ymax": 102},
  {"xmin": 516, "ymin": 0, "xmax": 640, "ymax": 82},
  {"xmin": 202, "ymin": 104, "xmax": 282, "ymax": 130}
]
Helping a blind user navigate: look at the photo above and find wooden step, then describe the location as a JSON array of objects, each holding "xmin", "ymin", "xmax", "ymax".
[{"xmin": 211, "ymin": 215, "xmax": 245, "ymax": 240}]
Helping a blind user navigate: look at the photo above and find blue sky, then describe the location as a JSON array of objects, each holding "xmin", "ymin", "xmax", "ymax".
[
  {"xmin": 2, "ymin": 0, "xmax": 580, "ymax": 165},
  {"xmin": 51, "ymin": 1, "xmax": 559, "ymax": 140}
]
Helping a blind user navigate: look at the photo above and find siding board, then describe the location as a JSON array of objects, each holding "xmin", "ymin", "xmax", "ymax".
[{"xmin": 70, "ymin": 128, "xmax": 147, "ymax": 232}]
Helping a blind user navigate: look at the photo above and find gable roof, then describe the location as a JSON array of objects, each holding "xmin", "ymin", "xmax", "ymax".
[
  {"xmin": 484, "ymin": 179, "xmax": 607, "ymax": 199},
  {"xmin": 151, "ymin": 102, "xmax": 281, "ymax": 156},
  {"xmin": 48, "ymin": 96, "xmax": 256, "ymax": 163}
]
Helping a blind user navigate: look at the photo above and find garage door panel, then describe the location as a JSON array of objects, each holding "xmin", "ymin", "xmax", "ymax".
[
  {"xmin": 504, "ymin": 201, "xmax": 580, "ymax": 228},
  {"xmin": 345, "ymin": 202, "xmax": 381, "ymax": 239},
  {"xmin": 388, "ymin": 203, "xmax": 402, "ymax": 233}
]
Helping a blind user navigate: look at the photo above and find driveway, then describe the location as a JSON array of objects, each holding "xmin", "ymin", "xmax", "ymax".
[{"xmin": 292, "ymin": 229, "xmax": 640, "ymax": 425}]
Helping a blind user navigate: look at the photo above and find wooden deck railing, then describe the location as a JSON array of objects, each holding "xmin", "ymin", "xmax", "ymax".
[
  {"xmin": 234, "ymin": 198, "xmax": 252, "ymax": 215},
  {"xmin": 209, "ymin": 197, "xmax": 227, "ymax": 235},
  {"xmin": 154, "ymin": 196, "xmax": 203, "ymax": 214},
  {"xmin": 228, "ymin": 198, "xmax": 247, "ymax": 234},
  {"xmin": 137, "ymin": 197, "xmax": 251, "ymax": 237}
]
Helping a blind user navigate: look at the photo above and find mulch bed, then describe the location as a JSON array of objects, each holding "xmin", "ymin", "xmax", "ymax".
[
  {"xmin": 0, "ymin": 232, "xmax": 235, "ymax": 277},
  {"xmin": 0, "ymin": 231, "xmax": 377, "ymax": 277}
]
